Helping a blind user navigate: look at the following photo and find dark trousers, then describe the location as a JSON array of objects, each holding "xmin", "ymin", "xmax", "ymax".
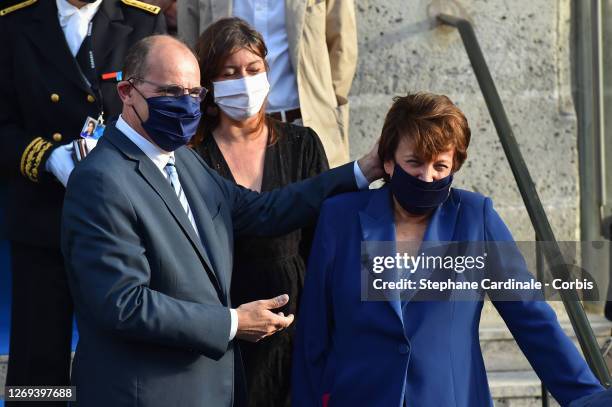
[{"xmin": 5, "ymin": 242, "xmax": 73, "ymax": 407}]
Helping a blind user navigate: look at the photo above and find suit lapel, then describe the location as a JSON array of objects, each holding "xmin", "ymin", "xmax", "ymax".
[
  {"xmin": 175, "ymin": 154, "xmax": 230, "ymax": 300},
  {"xmin": 284, "ymin": 0, "xmax": 307, "ymax": 73},
  {"xmin": 401, "ymin": 190, "xmax": 462, "ymax": 303},
  {"xmin": 105, "ymin": 127, "xmax": 223, "ymax": 295},
  {"xmin": 359, "ymin": 187, "xmax": 462, "ymax": 319},
  {"xmin": 24, "ymin": 0, "xmax": 91, "ymax": 94},
  {"xmin": 92, "ymin": 1, "xmax": 133, "ymax": 76},
  {"xmin": 358, "ymin": 188, "xmax": 403, "ymax": 324},
  {"xmin": 422, "ymin": 190, "xmax": 460, "ymax": 243}
]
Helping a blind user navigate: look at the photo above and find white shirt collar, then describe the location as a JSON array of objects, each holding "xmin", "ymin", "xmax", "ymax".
[
  {"xmin": 116, "ymin": 115, "xmax": 174, "ymax": 174},
  {"xmin": 56, "ymin": 0, "xmax": 103, "ymax": 56},
  {"xmin": 56, "ymin": 0, "xmax": 102, "ymax": 19}
]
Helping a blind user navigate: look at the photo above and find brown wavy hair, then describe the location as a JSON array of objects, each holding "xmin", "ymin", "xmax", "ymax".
[
  {"xmin": 192, "ymin": 17, "xmax": 276, "ymax": 146},
  {"xmin": 378, "ymin": 93, "xmax": 471, "ymax": 180}
]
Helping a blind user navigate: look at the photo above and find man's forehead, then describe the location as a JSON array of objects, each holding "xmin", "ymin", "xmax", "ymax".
[
  {"xmin": 148, "ymin": 39, "xmax": 191, "ymax": 57},
  {"xmin": 145, "ymin": 46, "xmax": 200, "ymax": 85}
]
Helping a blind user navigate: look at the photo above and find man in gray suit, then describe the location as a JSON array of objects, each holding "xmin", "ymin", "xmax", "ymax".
[{"xmin": 61, "ymin": 35, "xmax": 380, "ymax": 406}]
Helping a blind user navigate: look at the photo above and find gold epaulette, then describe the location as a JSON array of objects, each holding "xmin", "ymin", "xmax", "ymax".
[
  {"xmin": 0, "ymin": 0, "xmax": 37, "ymax": 17},
  {"xmin": 20, "ymin": 137, "xmax": 53, "ymax": 183},
  {"xmin": 121, "ymin": 0, "xmax": 160, "ymax": 15}
]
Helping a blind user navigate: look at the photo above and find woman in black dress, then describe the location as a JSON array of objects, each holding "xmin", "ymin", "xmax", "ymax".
[{"xmin": 192, "ymin": 18, "xmax": 329, "ymax": 407}]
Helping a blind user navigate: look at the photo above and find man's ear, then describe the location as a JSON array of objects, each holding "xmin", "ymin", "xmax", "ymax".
[{"xmin": 117, "ymin": 81, "xmax": 133, "ymax": 104}]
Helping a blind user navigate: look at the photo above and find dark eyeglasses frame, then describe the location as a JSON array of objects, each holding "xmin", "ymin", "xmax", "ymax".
[{"xmin": 128, "ymin": 77, "xmax": 207, "ymax": 101}]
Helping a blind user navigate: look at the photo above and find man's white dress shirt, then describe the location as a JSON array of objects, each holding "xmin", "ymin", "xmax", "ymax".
[{"xmin": 233, "ymin": 0, "xmax": 300, "ymax": 113}]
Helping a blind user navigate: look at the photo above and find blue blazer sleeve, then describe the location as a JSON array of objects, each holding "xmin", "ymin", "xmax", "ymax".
[
  {"xmin": 569, "ymin": 388, "xmax": 612, "ymax": 407},
  {"xmin": 484, "ymin": 198, "xmax": 604, "ymax": 405},
  {"xmin": 61, "ymin": 168, "xmax": 231, "ymax": 360},
  {"xmin": 292, "ymin": 201, "xmax": 336, "ymax": 407}
]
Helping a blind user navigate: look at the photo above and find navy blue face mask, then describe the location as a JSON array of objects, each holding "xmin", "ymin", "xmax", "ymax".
[
  {"xmin": 390, "ymin": 163, "xmax": 453, "ymax": 215},
  {"xmin": 132, "ymin": 91, "xmax": 202, "ymax": 152}
]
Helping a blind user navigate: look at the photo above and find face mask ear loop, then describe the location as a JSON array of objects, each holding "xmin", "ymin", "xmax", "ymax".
[
  {"xmin": 128, "ymin": 78, "xmax": 148, "ymax": 126},
  {"xmin": 131, "ymin": 105, "xmax": 146, "ymax": 126}
]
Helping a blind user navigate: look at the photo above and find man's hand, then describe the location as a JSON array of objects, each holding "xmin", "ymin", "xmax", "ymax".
[
  {"xmin": 357, "ymin": 140, "xmax": 384, "ymax": 183},
  {"xmin": 235, "ymin": 294, "xmax": 294, "ymax": 342},
  {"xmin": 46, "ymin": 143, "xmax": 75, "ymax": 187}
]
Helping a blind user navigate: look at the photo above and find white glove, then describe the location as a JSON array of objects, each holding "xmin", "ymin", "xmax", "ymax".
[
  {"xmin": 46, "ymin": 143, "xmax": 75, "ymax": 187},
  {"xmin": 47, "ymin": 138, "xmax": 100, "ymax": 186}
]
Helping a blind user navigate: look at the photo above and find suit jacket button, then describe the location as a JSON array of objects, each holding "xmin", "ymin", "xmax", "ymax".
[
  {"xmin": 398, "ymin": 344, "xmax": 410, "ymax": 354},
  {"xmin": 53, "ymin": 133, "xmax": 62, "ymax": 142},
  {"xmin": 50, "ymin": 93, "xmax": 60, "ymax": 103},
  {"xmin": 87, "ymin": 94, "xmax": 96, "ymax": 103}
]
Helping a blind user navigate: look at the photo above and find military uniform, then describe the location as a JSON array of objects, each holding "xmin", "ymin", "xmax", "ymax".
[{"xmin": 0, "ymin": 0, "xmax": 165, "ymax": 401}]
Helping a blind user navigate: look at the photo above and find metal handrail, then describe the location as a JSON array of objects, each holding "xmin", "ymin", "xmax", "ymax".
[
  {"xmin": 536, "ymin": 237, "xmax": 550, "ymax": 406},
  {"xmin": 437, "ymin": 13, "xmax": 612, "ymax": 387}
]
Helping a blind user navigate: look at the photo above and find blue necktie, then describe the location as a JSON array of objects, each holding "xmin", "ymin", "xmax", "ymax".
[{"xmin": 164, "ymin": 156, "xmax": 199, "ymax": 236}]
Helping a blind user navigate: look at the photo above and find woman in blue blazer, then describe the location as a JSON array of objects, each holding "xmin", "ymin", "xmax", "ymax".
[{"xmin": 292, "ymin": 93, "xmax": 604, "ymax": 407}]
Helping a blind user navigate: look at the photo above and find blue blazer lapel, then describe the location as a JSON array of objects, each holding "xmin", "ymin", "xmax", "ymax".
[
  {"xmin": 105, "ymin": 127, "xmax": 223, "ymax": 295},
  {"xmin": 401, "ymin": 189, "xmax": 462, "ymax": 303},
  {"xmin": 358, "ymin": 187, "xmax": 403, "ymax": 323},
  {"xmin": 422, "ymin": 189, "xmax": 461, "ymax": 243},
  {"xmin": 358, "ymin": 187, "xmax": 462, "ymax": 315}
]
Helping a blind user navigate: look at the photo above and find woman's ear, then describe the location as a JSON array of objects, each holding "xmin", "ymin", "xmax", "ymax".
[{"xmin": 383, "ymin": 160, "xmax": 395, "ymax": 178}]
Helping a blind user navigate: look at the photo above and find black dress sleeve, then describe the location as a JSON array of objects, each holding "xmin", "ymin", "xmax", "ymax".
[
  {"xmin": 299, "ymin": 127, "xmax": 330, "ymax": 264},
  {"xmin": 300, "ymin": 127, "xmax": 330, "ymax": 178}
]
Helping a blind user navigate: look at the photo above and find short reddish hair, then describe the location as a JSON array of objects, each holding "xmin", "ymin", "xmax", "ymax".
[{"xmin": 378, "ymin": 93, "xmax": 471, "ymax": 174}]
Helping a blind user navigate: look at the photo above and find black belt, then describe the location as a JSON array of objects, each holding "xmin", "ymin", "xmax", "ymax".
[{"xmin": 269, "ymin": 108, "xmax": 301, "ymax": 122}]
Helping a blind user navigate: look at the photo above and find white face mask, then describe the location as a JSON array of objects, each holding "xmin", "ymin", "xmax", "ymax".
[{"xmin": 213, "ymin": 72, "xmax": 270, "ymax": 121}]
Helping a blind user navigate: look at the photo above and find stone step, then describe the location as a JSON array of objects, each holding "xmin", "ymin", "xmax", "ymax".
[
  {"xmin": 0, "ymin": 358, "xmax": 560, "ymax": 406},
  {"xmin": 490, "ymin": 370, "xmax": 560, "ymax": 406},
  {"xmin": 481, "ymin": 311, "xmax": 612, "ymax": 372}
]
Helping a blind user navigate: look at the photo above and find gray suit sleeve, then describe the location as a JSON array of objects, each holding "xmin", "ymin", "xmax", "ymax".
[
  {"xmin": 61, "ymin": 168, "xmax": 231, "ymax": 360},
  {"xmin": 199, "ymin": 153, "xmax": 358, "ymax": 237}
]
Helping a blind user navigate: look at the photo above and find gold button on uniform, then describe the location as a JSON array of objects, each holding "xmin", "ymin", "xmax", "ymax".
[
  {"xmin": 50, "ymin": 93, "xmax": 60, "ymax": 103},
  {"xmin": 87, "ymin": 94, "xmax": 96, "ymax": 103},
  {"xmin": 52, "ymin": 133, "xmax": 62, "ymax": 142}
]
